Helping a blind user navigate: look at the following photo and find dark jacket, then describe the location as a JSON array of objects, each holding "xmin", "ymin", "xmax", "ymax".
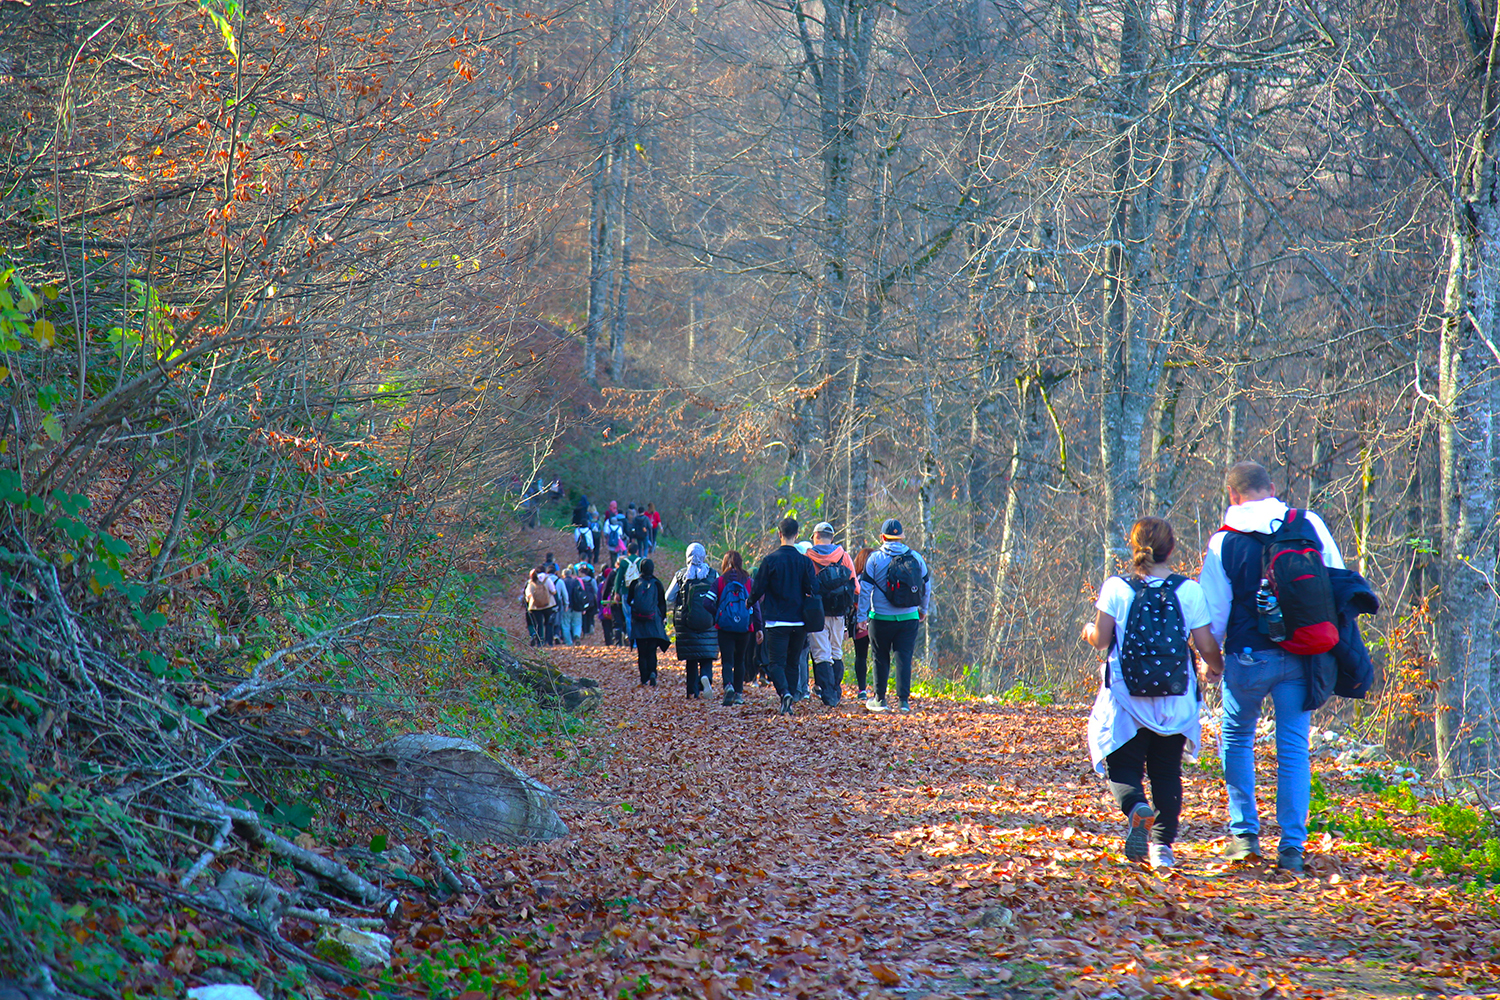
[
  {"xmin": 627, "ymin": 575, "xmax": 670, "ymax": 651},
  {"xmin": 1329, "ymin": 567, "xmax": 1379, "ymax": 700},
  {"xmin": 749, "ymin": 544, "xmax": 816, "ymax": 626},
  {"xmin": 669, "ymin": 568, "xmax": 720, "ymax": 661}
]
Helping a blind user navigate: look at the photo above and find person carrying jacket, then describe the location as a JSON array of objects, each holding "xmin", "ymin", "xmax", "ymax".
[
  {"xmin": 806, "ymin": 521, "xmax": 858, "ymax": 706},
  {"xmin": 1199, "ymin": 461, "xmax": 1344, "ymax": 874},
  {"xmin": 626, "ymin": 558, "xmax": 670, "ymax": 686},
  {"xmin": 524, "ymin": 567, "xmax": 557, "ymax": 647},
  {"xmin": 666, "ymin": 542, "xmax": 720, "ymax": 699},
  {"xmin": 749, "ymin": 516, "xmax": 818, "ymax": 716},
  {"xmin": 856, "ymin": 519, "xmax": 931, "ymax": 712}
]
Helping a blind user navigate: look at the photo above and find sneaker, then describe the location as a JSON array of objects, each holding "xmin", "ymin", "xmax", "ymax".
[
  {"xmin": 701, "ymin": 674, "xmax": 711, "ymax": 694},
  {"xmin": 780, "ymin": 693, "xmax": 795, "ymax": 716},
  {"xmin": 1148, "ymin": 844, "xmax": 1175, "ymax": 869},
  {"xmin": 1124, "ymin": 802, "xmax": 1154, "ymax": 862},
  {"xmin": 732, "ymin": 690, "xmax": 745, "ymax": 705},
  {"xmin": 1277, "ymin": 847, "xmax": 1305, "ymax": 874},
  {"xmin": 857, "ymin": 689, "xmax": 869, "ymax": 701},
  {"xmin": 722, "ymin": 689, "xmax": 736, "ymax": 707},
  {"xmin": 898, "ymin": 701, "xmax": 911, "ymax": 712},
  {"xmin": 866, "ymin": 697, "xmax": 889, "ymax": 712},
  {"xmin": 1224, "ymin": 834, "xmax": 1261, "ymax": 861}
]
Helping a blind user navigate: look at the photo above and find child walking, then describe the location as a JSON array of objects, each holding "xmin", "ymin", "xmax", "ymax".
[{"xmin": 1081, "ymin": 517, "xmax": 1223, "ymax": 868}]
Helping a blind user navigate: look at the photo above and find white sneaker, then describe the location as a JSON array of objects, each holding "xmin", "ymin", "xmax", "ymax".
[{"xmin": 1148, "ymin": 844, "xmax": 1175, "ymax": 869}]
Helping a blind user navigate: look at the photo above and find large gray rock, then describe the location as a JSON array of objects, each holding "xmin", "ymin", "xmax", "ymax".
[{"xmin": 373, "ymin": 734, "xmax": 567, "ymax": 843}]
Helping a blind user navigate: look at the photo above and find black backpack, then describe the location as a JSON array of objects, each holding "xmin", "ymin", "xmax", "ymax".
[
  {"xmin": 1233, "ymin": 509, "xmax": 1339, "ymax": 656},
  {"xmin": 630, "ymin": 578, "xmax": 660, "ymax": 620},
  {"xmin": 674, "ymin": 574, "xmax": 717, "ymax": 632},
  {"xmin": 876, "ymin": 550, "xmax": 925, "ymax": 608},
  {"xmin": 565, "ymin": 578, "xmax": 587, "ymax": 612},
  {"xmin": 579, "ymin": 578, "xmax": 599, "ymax": 613},
  {"xmin": 631, "ymin": 514, "xmax": 649, "ymax": 542},
  {"xmin": 1116, "ymin": 575, "xmax": 1191, "ymax": 697},
  {"xmin": 816, "ymin": 561, "xmax": 856, "ymax": 616}
]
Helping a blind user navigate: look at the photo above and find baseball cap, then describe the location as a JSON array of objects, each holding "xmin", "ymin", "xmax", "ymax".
[
  {"xmin": 813, "ymin": 521, "xmax": 835, "ymax": 536},
  {"xmin": 880, "ymin": 518, "xmax": 904, "ymax": 539}
]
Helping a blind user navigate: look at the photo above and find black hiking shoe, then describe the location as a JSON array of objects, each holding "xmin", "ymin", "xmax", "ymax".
[
  {"xmin": 1277, "ymin": 847, "xmax": 1305, "ymax": 874},
  {"xmin": 721, "ymin": 689, "xmax": 736, "ymax": 707},
  {"xmin": 780, "ymin": 693, "xmax": 795, "ymax": 716}
]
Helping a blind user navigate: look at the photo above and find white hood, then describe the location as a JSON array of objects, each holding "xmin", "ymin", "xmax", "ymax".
[{"xmin": 1221, "ymin": 497, "xmax": 1291, "ymax": 535}]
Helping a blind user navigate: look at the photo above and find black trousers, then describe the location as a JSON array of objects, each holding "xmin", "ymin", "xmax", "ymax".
[
  {"xmin": 762, "ymin": 626, "xmax": 806, "ymax": 699},
  {"xmin": 871, "ymin": 617, "xmax": 919, "ymax": 704},
  {"xmin": 637, "ymin": 641, "xmax": 658, "ymax": 685},
  {"xmin": 685, "ymin": 658, "xmax": 713, "ymax": 696},
  {"xmin": 1105, "ymin": 729, "xmax": 1186, "ymax": 845},
  {"xmin": 602, "ymin": 614, "xmax": 618, "ymax": 646},
  {"xmin": 527, "ymin": 609, "xmax": 549, "ymax": 646},
  {"xmin": 853, "ymin": 633, "xmax": 870, "ymax": 690},
  {"xmin": 718, "ymin": 630, "xmax": 754, "ymax": 693}
]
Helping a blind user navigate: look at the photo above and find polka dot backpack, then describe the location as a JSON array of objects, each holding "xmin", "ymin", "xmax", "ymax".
[{"xmin": 1114, "ymin": 575, "xmax": 1191, "ymax": 697}]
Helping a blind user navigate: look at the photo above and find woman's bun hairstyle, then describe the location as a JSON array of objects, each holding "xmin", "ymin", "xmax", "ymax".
[{"xmin": 1129, "ymin": 517, "xmax": 1175, "ymax": 573}]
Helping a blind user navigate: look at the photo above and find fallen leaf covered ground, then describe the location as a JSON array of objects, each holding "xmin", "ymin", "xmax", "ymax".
[{"xmin": 396, "ymin": 531, "xmax": 1500, "ymax": 999}]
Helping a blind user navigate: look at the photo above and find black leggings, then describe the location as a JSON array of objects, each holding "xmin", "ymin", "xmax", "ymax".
[
  {"xmin": 637, "ymin": 642, "xmax": 658, "ymax": 685},
  {"xmin": 853, "ymin": 633, "xmax": 869, "ymax": 689},
  {"xmin": 1106, "ymin": 729, "xmax": 1186, "ymax": 845},
  {"xmin": 528, "ymin": 609, "xmax": 550, "ymax": 646},
  {"xmin": 719, "ymin": 630, "xmax": 754, "ymax": 693}
]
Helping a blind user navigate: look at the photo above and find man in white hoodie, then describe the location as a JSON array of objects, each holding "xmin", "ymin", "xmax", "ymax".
[{"xmin": 1200, "ymin": 461, "xmax": 1343, "ymax": 873}]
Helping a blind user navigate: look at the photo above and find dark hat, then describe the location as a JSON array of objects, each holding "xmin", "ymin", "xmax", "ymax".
[{"xmin": 880, "ymin": 518, "xmax": 904, "ymax": 540}]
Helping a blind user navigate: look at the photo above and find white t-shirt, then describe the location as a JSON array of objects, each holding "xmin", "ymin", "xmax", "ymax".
[{"xmin": 1086, "ymin": 574, "xmax": 1210, "ymax": 773}]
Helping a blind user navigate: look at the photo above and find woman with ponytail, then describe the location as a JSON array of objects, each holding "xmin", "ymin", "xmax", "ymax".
[{"xmin": 1080, "ymin": 517, "xmax": 1223, "ymax": 869}]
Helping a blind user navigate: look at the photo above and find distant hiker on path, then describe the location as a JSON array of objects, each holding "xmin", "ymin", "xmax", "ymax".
[
  {"xmin": 1082, "ymin": 516, "xmax": 1223, "ymax": 869},
  {"xmin": 627, "ymin": 558, "xmax": 670, "ymax": 687},
  {"xmin": 749, "ymin": 516, "xmax": 818, "ymax": 716},
  {"xmin": 850, "ymin": 547, "xmax": 875, "ymax": 702},
  {"xmin": 666, "ymin": 542, "xmax": 721, "ymax": 699},
  {"xmin": 806, "ymin": 521, "xmax": 858, "ymax": 706},
  {"xmin": 525, "ymin": 567, "xmax": 557, "ymax": 647},
  {"xmin": 856, "ymin": 519, "xmax": 930, "ymax": 712},
  {"xmin": 1200, "ymin": 461, "xmax": 1344, "ymax": 874}
]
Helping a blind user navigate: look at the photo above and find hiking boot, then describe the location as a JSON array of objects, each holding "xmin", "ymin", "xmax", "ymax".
[
  {"xmin": 1148, "ymin": 844, "xmax": 1175, "ymax": 870},
  {"xmin": 1277, "ymin": 847, "xmax": 1305, "ymax": 874},
  {"xmin": 722, "ymin": 689, "xmax": 736, "ymax": 707},
  {"xmin": 1224, "ymin": 834, "xmax": 1260, "ymax": 861},
  {"xmin": 780, "ymin": 693, "xmax": 795, "ymax": 716},
  {"xmin": 1124, "ymin": 802, "xmax": 1155, "ymax": 862}
]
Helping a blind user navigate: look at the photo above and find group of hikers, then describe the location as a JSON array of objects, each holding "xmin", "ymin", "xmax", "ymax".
[
  {"xmin": 523, "ymin": 511, "xmax": 933, "ymax": 715},
  {"xmin": 570, "ymin": 496, "xmax": 663, "ymax": 564},
  {"xmin": 523, "ymin": 460, "xmax": 1378, "ymax": 874}
]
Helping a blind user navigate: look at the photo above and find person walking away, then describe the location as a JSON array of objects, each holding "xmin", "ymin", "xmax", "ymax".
[
  {"xmin": 525, "ymin": 568, "xmax": 556, "ymax": 647},
  {"xmin": 645, "ymin": 502, "xmax": 663, "ymax": 556},
  {"xmin": 628, "ymin": 505, "xmax": 651, "ymax": 558},
  {"xmin": 588, "ymin": 504, "xmax": 603, "ymax": 563},
  {"xmin": 559, "ymin": 566, "xmax": 587, "ymax": 645},
  {"xmin": 713, "ymin": 550, "xmax": 760, "ymax": 706},
  {"xmin": 1200, "ymin": 461, "xmax": 1344, "ymax": 873},
  {"xmin": 856, "ymin": 519, "xmax": 930, "ymax": 712},
  {"xmin": 1082, "ymin": 517, "xmax": 1224, "ymax": 868},
  {"xmin": 599, "ymin": 564, "xmax": 621, "ymax": 646},
  {"xmin": 574, "ymin": 521, "xmax": 595, "ymax": 565},
  {"xmin": 614, "ymin": 541, "xmax": 645, "ymax": 648},
  {"xmin": 627, "ymin": 559, "xmax": 670, "ymax": 686},
  {"xmin": 667, "ymin": 543, "xmax": 720, "ymax": 698},
  {"xmin": 579, "ymin": 563, "xmax": 599, "ymax": 637},
  {"xmin": 543, "ymin": 551, "xmax": 559, "ymax": 576},
  {"xmin": 850, "ymin": 547, "xmax": 875, "ymax": 701},
  {"xmin": 749, "ymin": 516, "xmax": 818, "ymax": 716},
  {"xmin": 603, "ymin": 506, "xmax": 625, "ymax": 568},
  {"xmin": 806, "ymin": 522, "xmax": 858, "ymax": 706},
  {"xmin": 539, "ymin": 563, "xmax": 565, "ymax": 644},
  {"xmin": 572, "ymin": 494, "xmax": 590, "ymax": 529}
]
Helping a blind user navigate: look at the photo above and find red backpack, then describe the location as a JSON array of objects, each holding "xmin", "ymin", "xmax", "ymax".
[{"xmin": 1229, "ymin": 509, "xmax": 1339, "ymax": 656}]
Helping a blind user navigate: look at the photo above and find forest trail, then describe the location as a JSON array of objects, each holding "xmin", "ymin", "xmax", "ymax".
[{"xmin": 452, "ymin": 527, "xmax": 1498, "ymax": 999}]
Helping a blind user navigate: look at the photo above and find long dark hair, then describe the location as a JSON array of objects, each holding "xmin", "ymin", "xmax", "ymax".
[{"xmin": 853, "ymin": 547, "xmax": 875, "ymax": 576}]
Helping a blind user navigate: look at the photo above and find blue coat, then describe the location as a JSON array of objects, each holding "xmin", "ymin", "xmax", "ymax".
[{"xmin": 1304, "ymin": 568, "xmax": 1379, "ymax": 710}]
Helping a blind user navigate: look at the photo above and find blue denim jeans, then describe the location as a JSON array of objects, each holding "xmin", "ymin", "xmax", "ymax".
[{"xmin": 1220, "ymin": 648, "xmax": 1312, "ymax": 852}]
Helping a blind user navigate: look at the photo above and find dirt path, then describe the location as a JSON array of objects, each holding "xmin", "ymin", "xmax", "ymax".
[{"xmin": 451, "ymin": 527, "xmax": 1499, "ymax": 999}]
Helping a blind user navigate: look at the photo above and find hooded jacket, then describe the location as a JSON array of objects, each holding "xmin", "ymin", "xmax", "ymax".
[
  {"xmin": 1327, "ymin": 567, "xmax": 1379, "ymax": 703},
  {"xmin": 666, "ymin": 543, "xmax": 720, "ymax": 660},
  {"xmin": 857, "ymin": 542, "xmax": 930, "ymax": 622}
]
